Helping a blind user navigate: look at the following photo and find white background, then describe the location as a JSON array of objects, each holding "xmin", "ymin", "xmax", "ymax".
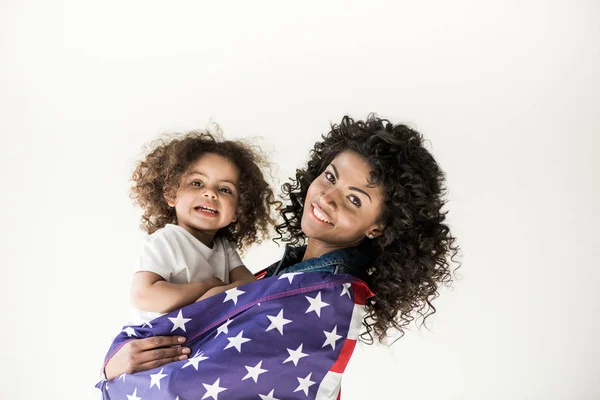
[{"xmin": 1, "ymin": 1, "xmax": 599, "ymax": 399}]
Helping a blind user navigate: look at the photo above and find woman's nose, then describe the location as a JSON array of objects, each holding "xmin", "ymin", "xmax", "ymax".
[{"xmin": 321, "ymin": 189, "xmax": 339, "ymax": 210}]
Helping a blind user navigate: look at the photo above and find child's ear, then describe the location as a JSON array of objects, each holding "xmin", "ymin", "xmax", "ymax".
[{"xmin": 164, "ymin": 194, "xmax": 176, "ymax": 208}]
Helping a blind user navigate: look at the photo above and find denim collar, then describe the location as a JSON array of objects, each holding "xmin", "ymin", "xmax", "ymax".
[{"xmin": 274, "ymin": 243, "xmax": 374, "ymax": 276}]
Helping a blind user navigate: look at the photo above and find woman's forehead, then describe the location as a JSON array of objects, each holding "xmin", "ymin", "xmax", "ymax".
[
  {"xmin": 329, "ymin": 151, "xmax": 374, "ymax": 180},
  {"xmin": 327, "ymin": 151, "xmax": 384, "ymax": 200}
]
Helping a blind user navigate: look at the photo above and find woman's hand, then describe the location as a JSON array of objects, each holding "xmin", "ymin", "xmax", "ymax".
[{"xmin": 104, "ymin": 336, "xmax": 191, "ymax": 380}]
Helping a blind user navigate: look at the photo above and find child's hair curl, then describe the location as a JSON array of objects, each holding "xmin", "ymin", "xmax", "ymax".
[
  {"xmin": 130, "ymin": 130, "xmax": 278, "ymax": 250},
  {"xmin": 275, "ymin": 115, "xmax": 460, "ymax": 342}
]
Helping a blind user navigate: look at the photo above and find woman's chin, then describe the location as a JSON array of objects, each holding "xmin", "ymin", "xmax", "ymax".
[{"xmin": 301, "ymin": 222, "xmax": 334, "ymax": 242}]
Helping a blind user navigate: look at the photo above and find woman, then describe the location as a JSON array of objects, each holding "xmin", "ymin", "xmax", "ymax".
[{"xmin": 103, "ymin": 114, "xmax": 458, "ymax": 380}]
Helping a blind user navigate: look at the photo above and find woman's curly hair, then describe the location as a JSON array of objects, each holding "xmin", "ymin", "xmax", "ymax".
[
  {"xmin": 130, "ymin": 130, "xmax": 278, "ymax": 250},
  {"xmin": 275, "ymin": 115, "xmax": 459, "ymax": 342}
]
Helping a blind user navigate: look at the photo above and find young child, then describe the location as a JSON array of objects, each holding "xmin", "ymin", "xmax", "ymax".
[{"xmin": 127, "ymin": 130, "xmax": 276, "ymax": 325}]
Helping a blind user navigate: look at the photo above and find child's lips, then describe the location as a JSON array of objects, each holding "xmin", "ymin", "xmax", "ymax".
[{"xmin": 194, "ymin": 205, "xmax": 219, "ymax": 216}]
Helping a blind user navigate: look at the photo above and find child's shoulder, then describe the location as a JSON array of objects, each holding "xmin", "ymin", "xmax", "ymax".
[
  {"xmin": 213, "ymin": 235, "xmax": 239, "ymax": 253},
  {"xmin": 143, "ymin": 224, "xmax": 184, "ymax": 243}
]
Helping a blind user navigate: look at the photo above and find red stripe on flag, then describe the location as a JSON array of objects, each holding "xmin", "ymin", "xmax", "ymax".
[
  {"xmin": 254, "ymin": 269, "xmax": 268, "ymax": 280},
  {"xmin": 351, "ymin": 281, "xmax": 374, "ymax": 305},
  {"xmin": 330, "ymin": 339, "xmax": 357, "ymax": 374}
]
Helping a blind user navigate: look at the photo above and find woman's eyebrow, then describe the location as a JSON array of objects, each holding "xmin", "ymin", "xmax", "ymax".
[
  {"xmin": 330, "ymin": 163, "xmax": 339, "ymax": 179},
  {"xmin": 349, "ymin": 186, "xmax": 372, "ymax": 203},
  {"xmin": 330, "ymin": 163, "xmax": 372, "ymax": 203}
]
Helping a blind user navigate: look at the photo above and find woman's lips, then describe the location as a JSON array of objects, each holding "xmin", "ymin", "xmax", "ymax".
[{"xmin": 310, "ymin": 203, "xmax": 334, "ymax": 226}]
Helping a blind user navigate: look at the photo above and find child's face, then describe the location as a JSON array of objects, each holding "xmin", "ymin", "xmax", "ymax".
[
  {"xmin": 301, "ymin": 150, "xmax": 385, "ymax": 248},
  {"xmin": 168, "ymin": 152, "xmax": 240, "ymax": 241}
]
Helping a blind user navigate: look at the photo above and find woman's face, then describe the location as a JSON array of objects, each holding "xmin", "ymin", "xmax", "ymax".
[{"xmin": 301, "ymin": 150, "xmax": 385, "ymax": 248}]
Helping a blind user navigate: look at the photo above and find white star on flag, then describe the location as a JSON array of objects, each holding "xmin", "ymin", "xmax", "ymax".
[
  {"xmin": 122, "ymin": 327, "xmax": 137, "ymax": 337},
  {"xmin": 266, "ymin": 309, "xmax": 292, "ymax": 335},
  {"xmin": 305, "ymin": 291, "xmax": 330, "ymax": 317},
  {"xmin": 224, "ymin": 330, "xmax": 251, "ymax": 352},
  {"xmin": 223, "ymin": 287, "xmax": 245, "ymax": 305},
  {"xmin": 168, "ymin": 310, "xmax": 192, "ymax": 332},
  {"xmin": 259, "ymin": 389, "xmax": 281, "ymax": 400},
  {"xmin": 201, "ymin": 378, "xmax": 227, "ymax": 399},
  {"xmin": 340, "ymin": 282, "xmax": 352, "ymax": 298},
  {"xmin": 119, "ymin": 373, "xmax": 127, "ymax": 381},
  {"xmin": 242, "ymin": 360, "xmax": 268, "ymax": 383},
  {"xmin": 149, "ymin": 368, "xmax": 167, "ymax": 389},
  {"xmin": 215, "ymin": 319, "xmax": 233, "ymax": 338},
  {"xmin": 322, "ymin": 325, "xmax": 343, "ymax": 350},
  {"xmin": 294, "ymin": 372, "xmax": 316, "ymax": 395},
  {"xmin": 126, "ymin": 387, "xmax": 141, "ymax": 400},
  {"xmin": 283, "ymin": 343, "xmax": 309, "ymax": 366},
  {"xmin": 278, "ymin": 272, "xmax": 303, "ymax": 284},
  {"xmin": 182, "ymin": 350, "xmax": 209, "ymax": 370},
  {"xmin": 141, "ymin": 321, "xmax": 153, "ymax": 328}
]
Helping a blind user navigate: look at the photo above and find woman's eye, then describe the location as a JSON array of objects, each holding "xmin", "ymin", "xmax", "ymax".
[
  {"xmin": 348, "ymin": 195, "xmax": 361, "ymax": 207},
  {"xmin": 324, "ymin": 171, "xmax": 335, "ymax": 183},
  {"xmin": 191, "ymin": 181, "xmax": 203, "ymax": 187},
  {"xmin": 220, "ymin": 187, "xmax": 232, "ymax": 194}
]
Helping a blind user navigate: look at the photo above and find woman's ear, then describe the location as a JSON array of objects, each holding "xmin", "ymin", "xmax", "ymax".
[{"xmin": 366, "ymin": 224, "xmax": 385, "ymax": 239}]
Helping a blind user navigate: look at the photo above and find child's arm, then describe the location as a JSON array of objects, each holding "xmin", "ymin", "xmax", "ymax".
[
  {"xmin": 229, "ymin": 264, "xmax": 257, "ymax": 285},
  {"xmin": 196, "ymin": 265, "xmax": 256, "ymax": 302},
  {"xmin": 131, "ymin": 271, "xmax": 226, "ymax": 313}
]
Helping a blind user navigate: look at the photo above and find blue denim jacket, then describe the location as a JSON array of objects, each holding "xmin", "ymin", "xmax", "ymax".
[{"xmin": 265, "ymin": 244, "xmax": 374, "ymax": 279}]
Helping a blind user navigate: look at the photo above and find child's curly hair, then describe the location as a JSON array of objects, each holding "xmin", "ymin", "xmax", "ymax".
[
  {"xmin": 131, "ymin": 130, "xmax": 278, "ymax": 250},
  {"xmin": 275, "ymin": 115, "xmax": 460, "ymax": 342}
]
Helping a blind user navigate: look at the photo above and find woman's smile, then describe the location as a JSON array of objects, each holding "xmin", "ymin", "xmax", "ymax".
[{"xmin": 310, "ymin": 203, "xmax": 334, "ymax": 225}]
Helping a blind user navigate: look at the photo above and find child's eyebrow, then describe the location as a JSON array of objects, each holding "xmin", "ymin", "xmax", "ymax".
[{"xmin": 188, "ymin": 171, "xmax": 238, "ymax": 188}]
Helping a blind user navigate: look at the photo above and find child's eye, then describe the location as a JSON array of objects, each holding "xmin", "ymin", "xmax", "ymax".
[
  {"xmin": 220, "ymin": 187, "xmax": 232, "ymax": 194},
  {"xmin": 191, "ymin": 181, "xmax": 203, "ymax": 187},
  {"xmin": 324, "ymin": 171, "xmax": 335, "ymax": 184},
  {"xmin": 348, "ymin": 195, "xmax": 361, "ymax": 207}
]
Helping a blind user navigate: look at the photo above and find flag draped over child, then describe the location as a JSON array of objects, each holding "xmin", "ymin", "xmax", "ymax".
[{"xmin": 97, "ymin": 272, "xmax": 373, "ymax": 400}]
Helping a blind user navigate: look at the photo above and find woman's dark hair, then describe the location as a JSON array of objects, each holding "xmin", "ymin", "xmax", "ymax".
[
  {"xmin": 131, "ymin": 130, "xmax": 278, "ymax": 250},
  {"xmin": 275, "ymin": 115, "xmax": 459, "ymax": 341}
]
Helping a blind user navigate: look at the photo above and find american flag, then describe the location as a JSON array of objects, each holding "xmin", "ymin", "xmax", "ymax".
[{"xmin": 97, "ymin": 272, "xmax": 373, "ymax": 400}]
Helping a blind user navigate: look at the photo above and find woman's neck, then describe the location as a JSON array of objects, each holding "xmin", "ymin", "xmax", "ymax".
[{"xmin": 302, "ymin": 239, "xmax": 346, "ymax": 261}]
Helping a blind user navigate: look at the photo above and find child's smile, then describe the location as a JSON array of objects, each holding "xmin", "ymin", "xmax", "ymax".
[{"xmin": 194, "ymin": 204, "xmax": 220, "ymax": 216}]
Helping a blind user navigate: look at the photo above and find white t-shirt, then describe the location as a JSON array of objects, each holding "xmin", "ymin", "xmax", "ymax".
[{"xmin": 129, "ymin": 224, "xmax": 243, "ymax": 325}]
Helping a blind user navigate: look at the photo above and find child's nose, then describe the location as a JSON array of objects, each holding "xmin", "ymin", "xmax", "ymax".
[{"xmin": 202, "ymin": 188, "xmax": 217, "ymax": 199}]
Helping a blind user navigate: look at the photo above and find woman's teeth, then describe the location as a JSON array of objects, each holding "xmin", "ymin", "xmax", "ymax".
[{"xmin": 313, "ymin": 205, "xmax": 332, "ymax": 224}]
